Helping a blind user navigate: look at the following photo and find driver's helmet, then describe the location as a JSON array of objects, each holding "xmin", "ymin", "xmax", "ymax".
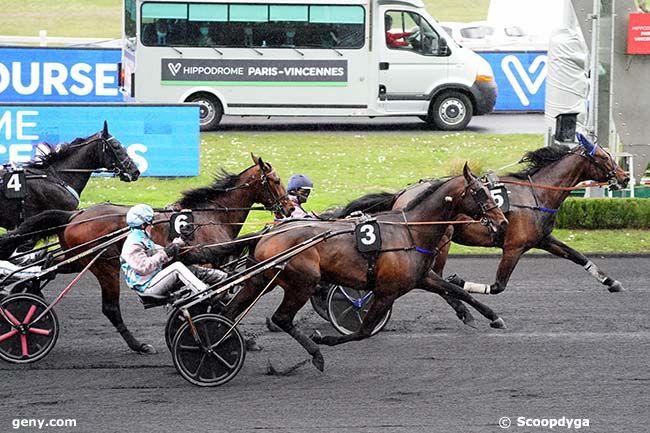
[
  {"xmin": 126, "ymin": 204, "xmax": 155, "ymax": 228},
  {"xmin": 287, "ymin": 174, "xmax": 313, "ymax": 204},
  {"xmin": 288, "ymin": 174, "xmax": 313, "ymax": 193}
]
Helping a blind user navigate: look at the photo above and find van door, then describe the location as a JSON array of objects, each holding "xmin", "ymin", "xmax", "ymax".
[{"xmin": 378, "ymin": 9, "xmax": 449, "ymax": 113}]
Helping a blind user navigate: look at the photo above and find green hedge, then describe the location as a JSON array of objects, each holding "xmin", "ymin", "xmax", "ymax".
[{"xmin": 556, "ymin": 198, "xmax": 650, "ymax": 229}]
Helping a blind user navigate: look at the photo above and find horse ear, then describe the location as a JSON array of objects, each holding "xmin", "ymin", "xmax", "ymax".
[
  {"xmin": 576, "ymin": 132, "xmax": 595, "ymax": 155},
  {"xmin": 102, "ymin": 120, "xmax": 109, "ymax": 138},
  {"xmin": 462, "ymin": 162, "xmax": 473, "ymax": 182},
  {"xmin": 251, "ymin": 153, "xmax": 261, "ymax": 166}
]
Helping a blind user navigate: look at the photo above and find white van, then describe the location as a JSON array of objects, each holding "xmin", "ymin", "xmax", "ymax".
[{"xmin": 120, "ymin": 0, "xmax": 497, "ymax": 130}]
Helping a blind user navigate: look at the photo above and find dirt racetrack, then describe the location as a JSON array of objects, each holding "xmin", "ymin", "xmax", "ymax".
[{"xmin": 1, "ymin": 255, "xmax": 648, "ymax": 433}]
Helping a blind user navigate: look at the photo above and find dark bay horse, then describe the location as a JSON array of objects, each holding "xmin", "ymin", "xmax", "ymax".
[
  {"xmin": 218, "ymin": 164, "xmax": 508, "ymax": 371},
  {"xmin": 0, "ymin": 121, "xmax": 140, "ymax": 230},
  {"xmin": 330, "ymin": 139, "xmax": 630, "ymax": 299},
  {"xmin": 0, "ymin": 155, "xmax": 293, "ymax": 354}
]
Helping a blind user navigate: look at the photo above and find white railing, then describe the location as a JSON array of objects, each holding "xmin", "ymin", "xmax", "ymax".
[{"xmin": 0, "ymin": 31, "xmax": 120, "ymax": 48}]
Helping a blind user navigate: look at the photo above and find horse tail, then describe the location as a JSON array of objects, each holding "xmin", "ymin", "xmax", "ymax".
[
  {"xmin": 320, "ymin": 192, "xmax": 397, "ymax": 219},
  {"xmin": 0, "ymin": 210, "xmax": 75, "ymax": 259}
]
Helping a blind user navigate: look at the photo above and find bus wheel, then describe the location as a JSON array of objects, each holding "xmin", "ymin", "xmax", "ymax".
[
  {"xmin": 429, "ymin": 91, "xmax": 473, "ymax": 131},
  {"xmin": 187, "ymin": 94, "xmax": 222, "ymax": 131}
]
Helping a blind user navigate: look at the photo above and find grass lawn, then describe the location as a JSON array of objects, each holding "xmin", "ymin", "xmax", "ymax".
[{"xmin": 1, "ymin": 0, "xmax": 489, "ymax": 38}]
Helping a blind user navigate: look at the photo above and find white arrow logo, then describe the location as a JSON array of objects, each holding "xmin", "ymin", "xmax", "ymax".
[
  {"xmin": 167, "ymin": 62, "xmax": 182, "ymax": 76},
  {"xmin": 501, "ymin": 55, "xmax": 547, "ymax": 106}
]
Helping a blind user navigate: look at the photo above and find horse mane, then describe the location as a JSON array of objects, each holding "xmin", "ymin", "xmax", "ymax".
[
  {"xmin": 509, "ymin": 144, "xmax": 572, "ymax": 179},
  {"xmin": 404, "ymin": 179, "xmax": 449, "ymax": 211},
  {"xmin": 23, "ymin": 133, "xmax": 98, "ymax": 168},
  {"xmin": 177, "ymin": 169, "xmax": 241, "ymax": 208},
  {"xmin": 320, "ymin": 191, "xmax": 397, "ymax": 219}
]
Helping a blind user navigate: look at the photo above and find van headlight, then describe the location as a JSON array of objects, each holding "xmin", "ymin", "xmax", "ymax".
[{"xmin": 476, "ymin": 60, "xmax": 494, "ymax": 82}]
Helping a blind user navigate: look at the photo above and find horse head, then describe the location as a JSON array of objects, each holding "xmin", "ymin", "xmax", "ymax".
[
  {"xmin": 250, "ymin": 153, "xmax": 293, "ymax": 218},
  {"xmin": 576, "ymin": 133, "xmax": 629, "ymax": 190},
  {"xmin": 458, "ymin": 163, "xmax": 508, "ymax": 236},
  {"xmin": 98, "ymin": 121, "xmax": 141, "ymax": 182}
]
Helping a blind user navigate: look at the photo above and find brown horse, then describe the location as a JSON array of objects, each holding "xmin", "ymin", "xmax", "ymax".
[
  {"xmin": 219, "ymin": 164, "xmax": 508, "ymax": 371},
  {"xmin": 328, "ymin": 139, "xmax": 630, "ymax": 301},
  {"xmin": 0, "ymin": 155, "xmax": 293, "ymax": 353}
]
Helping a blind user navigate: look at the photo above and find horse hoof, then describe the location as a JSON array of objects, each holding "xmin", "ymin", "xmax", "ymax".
[
  {"xmin": 311, "ymin": 352, "xmax": 325, "ymax": 372},
  {"xmin": 490, "ymin": 317, "xmax": 506, "ymax": 329},
  {"xmin": 463, "ymin": 316, "xmax": 478, "ymax": 329},
  {"xmin": 265, "ymin": 317, "xmax": 282, "ymax": 332},
  {"xmin": 245, "ymin": 338, "xmax": 264, "ymax": 352},
  {"xmin": 138, "ymin": 343, "xmax": 157, "ymax": 354},
  {"xmin": 310, "ymin": 330, "xmax": 323, "ymax": 344},
  {"xmin": 446, "ymin": 273, "xmax": 466, "ymax": 287},
  {"xmin": 608, "ymin": 281, "xmax": 625, "ymax": 293}
]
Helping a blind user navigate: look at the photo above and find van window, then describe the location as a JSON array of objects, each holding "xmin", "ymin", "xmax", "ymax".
[
  {"xmin": 140, "ymin": 2, "xmax": 364, "ymax": 49},
  {"xmin": 385, "ymin": 11, "xmax": 448, "ymax": 56}
]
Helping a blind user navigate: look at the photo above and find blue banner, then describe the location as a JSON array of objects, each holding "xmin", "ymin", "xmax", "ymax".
[
  {"xmin": 0, "ymin": 47, "xmax": 122, "ymax": 103},
  {"xmin": 478, "ymin": 51, "xmax": 547, "ymax": 111},
  {"xmin": 0, "ymin": 104, "xmax": 199, "ymax": 176}
]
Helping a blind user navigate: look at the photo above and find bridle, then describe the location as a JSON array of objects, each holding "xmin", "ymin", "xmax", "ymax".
[
  {"xmin": 259, "ymin": 165, "xmax": 290, "ymax": 217},
  {"xmin": 573, "ymin": 144, "xmax": 622, "ymax": 190},
  {"xmin": 462, "ymin": 177, "xmax": 501, "ymax": 233},
  {"xmin": 98, "ymin": 135, "xmax": 136, "ymax": 180}
]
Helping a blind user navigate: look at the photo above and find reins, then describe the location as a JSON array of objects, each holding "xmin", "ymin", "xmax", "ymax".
[{"xmin": 499, "ymin": 179, "xmax": 608, "ymax": 191}]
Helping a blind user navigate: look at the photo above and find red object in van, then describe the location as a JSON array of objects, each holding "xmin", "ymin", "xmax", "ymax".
[{"xmin": 627, "ymin": 12, "xmax": 650, "ymax": 54}]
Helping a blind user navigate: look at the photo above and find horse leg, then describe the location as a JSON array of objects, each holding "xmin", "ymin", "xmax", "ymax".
[
  {"xmin": 421, "ymin": 270, "xmax": 506, "ymax": 328},
  {"xmin": 537, "ymin": 235, "xmax": 623, "ymax": 292},
  {"xmin": 95, "ymin": 261, "xmax": 156, "ymax": 354},
  {"xmin": 448, "ymin": 247, "xmax": 526, "ymax": 295},
  {"xmin": 270, "ymin": 287, "xmax": 326, "ymax": 372},
  {"xmin": 312, "ymin": 292, "xmax": 398, "ymax": 347},
  {"xmin": 429, "ymin": 227, "xmax": 476, "ymax": 326}
]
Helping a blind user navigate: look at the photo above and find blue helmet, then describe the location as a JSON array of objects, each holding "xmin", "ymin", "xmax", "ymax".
[
  {"xmin": 287, "ymin": 174, "xmax": 313, "ymax": 192},
  {"xmin": 126, "ymin": 204, "xmax": 154, "ymax": 228}
]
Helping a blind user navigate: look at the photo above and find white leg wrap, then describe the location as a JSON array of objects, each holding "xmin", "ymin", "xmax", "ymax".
[
  {"xmin": 463, "ymin": 281, "xmax": 491, "ymax": 294},
  {"xmin": 584, "ymin": 261, "xmax": 607, "ymax": 283}
]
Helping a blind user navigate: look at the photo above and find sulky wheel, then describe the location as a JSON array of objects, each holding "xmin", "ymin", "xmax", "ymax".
[
  {"xmin": 171, "ymin": 313, "xmax": 245, "ymax": 387},
  {"xmin": 0, "ymin": 293, "xmax": 59, "ymax": 364},
  {"xmin": 165, "ymin": 301, "xmax": 222, "ymax": 352},
  {"xmin": 327, "ymin": 286, "xmax": 391, "ymax": 336},
  {"xmin": 310, "ymin": 282, "xmax": 333, "ymax": 321}
]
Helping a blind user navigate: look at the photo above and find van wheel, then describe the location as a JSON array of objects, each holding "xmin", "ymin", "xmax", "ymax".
[
  {"xmin": 187, "ymin": 94, "xmax": 222, "ymax": 131},
  {"xmin": 429, "ymin": 91, "xmax": 473, "ymax": 131}
]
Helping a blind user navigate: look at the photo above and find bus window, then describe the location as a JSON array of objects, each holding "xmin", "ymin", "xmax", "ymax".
[{"xmin": 138, "ymin": 2, "xmax": 364, "ymax": 49}]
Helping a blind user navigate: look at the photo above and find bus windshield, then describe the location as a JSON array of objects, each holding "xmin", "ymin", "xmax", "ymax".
[{"xmin": 138, "ymin": 2, "xmax": 365, "ymax": 49}]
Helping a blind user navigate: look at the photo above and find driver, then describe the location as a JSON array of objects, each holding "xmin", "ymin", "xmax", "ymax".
[
  {"xmin": 120, "ymin": 204, "xmax": 227, "ymax": 300},
  {"xmin": 385, "ymin": 14, "xmax": 412, "ymax": 48},
  {"xmin": 285, "ymin": 174, "xmax": 315, "ymax": 219}
]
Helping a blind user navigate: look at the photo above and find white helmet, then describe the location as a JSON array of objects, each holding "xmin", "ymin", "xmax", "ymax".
[{"xmin": 126, "ymin": 204, "xmax": 154, "ymax": 228}]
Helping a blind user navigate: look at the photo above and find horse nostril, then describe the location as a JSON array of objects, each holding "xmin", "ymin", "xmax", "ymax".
[{"xmin": 500, "ymin": 219, "xmax": 509, "ymax": 229}]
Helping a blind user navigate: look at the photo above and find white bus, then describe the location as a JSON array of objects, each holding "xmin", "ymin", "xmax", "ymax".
[{"xmin": 120, "ymin": 0, "xmax": 496, "ymax": 130}]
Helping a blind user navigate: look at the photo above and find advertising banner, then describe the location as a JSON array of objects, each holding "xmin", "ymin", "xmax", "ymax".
[
  {"xmin": 478, "ymin": 51, "xmax": 547, "ymax": 111},
  {"xmin": 0, "ymin": 47, "xmax": 122, "ymax": 103},
  {"xmin": 161, "ymin": 59, "xmax": 348, "ymax": 85},
  {"xmin": 0, "ymin": 104, "xmax": 199, "ymax": 176}
]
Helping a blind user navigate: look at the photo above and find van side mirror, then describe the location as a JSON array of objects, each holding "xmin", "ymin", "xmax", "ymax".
[{"xmin": 438, "ymin": 37, "xmax": 449, "ymax": 56}]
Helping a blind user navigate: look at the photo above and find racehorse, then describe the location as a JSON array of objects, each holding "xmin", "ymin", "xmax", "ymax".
[
  {"xmin": 0, "ymin": 121, "xmax": 140, "ymax": 230},
  {"xmin": 328, "ymin": 138, "xmax": 630, "ymax": 300},
  {"xmin": 0, "ymin": 155, "xmax": 293, "ymax": 354},
  {"xmin": 217, "ymin": 164, "xmax": 508, "ymax": 371}
]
